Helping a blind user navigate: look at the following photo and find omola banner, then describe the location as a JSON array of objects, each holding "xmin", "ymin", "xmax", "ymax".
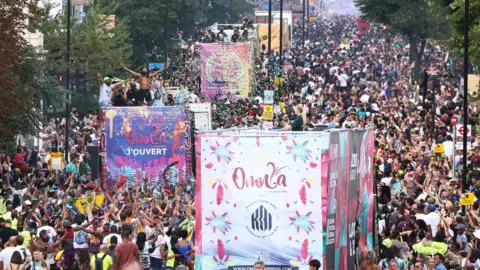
[
  {"xmin": 195, "ymin": 134, "xmax": 328, "ymax": 269},
  {"xmin": 199, "ymin": 43, "xmax": 251, "ymax": 99},
  {"xmin": 104, "ymin": 106, "xmax": 190, "ymax": 186}
]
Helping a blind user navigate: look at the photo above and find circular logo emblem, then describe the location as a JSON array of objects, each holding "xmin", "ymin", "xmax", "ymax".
[{"xmin": 245, "ymin": 200, "xmax": 280, "ymax": 238}]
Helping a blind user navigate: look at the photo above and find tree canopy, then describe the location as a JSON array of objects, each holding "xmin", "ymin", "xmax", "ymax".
[
  {"xmin": 98, "ymin": 0, "xmax": 252, "ymax": 67},
  {"xmin": 355, "ymin": 0, "xmax": 450, "ymax": 80},
  {"xmin": 0, "ymin": 0, "xmax": 66, "ymax": 145},
  {"xmin": 430, "ymin": 0, "xmax": 480, "ymax": 65},
  {"xmin": 37, "ymin": 1, "xmax": 132, "ymax": 96}
]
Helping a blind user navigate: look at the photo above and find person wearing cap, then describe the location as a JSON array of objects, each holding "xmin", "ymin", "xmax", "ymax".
[
  {"xmin": 97, "ymin": 72, "xmax": 124, "ymax": 107},
  {"xmin": 455, "ymin": 223, "xmax": 468, "ymax": 252},
  {"xmin": 424, "ymin": 204, "xmax": 441, "ymax": 237}
]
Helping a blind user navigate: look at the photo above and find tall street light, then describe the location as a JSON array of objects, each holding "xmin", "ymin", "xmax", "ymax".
[
  {"xmin": 268, "ymin": 0, "xmax": 272, "ymax": 55},
  {"xmin": 462, "ymin": 0, "xmax": 469, "ymax": 214},
  {"xmin": 65, "ymin": 0, "xmax": 71, "ymax": 163}
]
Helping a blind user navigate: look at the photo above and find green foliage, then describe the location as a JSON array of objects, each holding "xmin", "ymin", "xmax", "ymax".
[
  {"xmin": 98, "ymin": 0, "xmax": 252, "ymax": 67},
  {"xmin": 37, "ymin": 2, "xmax": 132, "ymax": 95},
  {"xmin": 71, "ymin": 93, "xmax": 100, "ymax": 114},
  {"xmin": 430, "ymin": 0, "xmax": 480, "ymax": 65},
  {"xmin": 0, "ymin": 0, "xmax": 69, "ymax": 144},
  {"xmin": 355, "ymin": 0, "xmax": 450, "ymax": 40},
  {"xmin": 355, "ymin": 0, "xmax": 450, "ymax": 80},
  {"xmin": 207, "ymin": 0, "xmax": 253, "ymax": 25},
  {"xmin": 98, "ymin": 0, "xmax": 176, "ymax": 67},
  {"xmin": 0, "ymin": 45, "xmax": 69, "ymax": 144}
]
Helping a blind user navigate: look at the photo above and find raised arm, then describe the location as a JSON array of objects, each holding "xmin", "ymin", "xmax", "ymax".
[
  {"xmin": 149, "ymin": 65, "xmax": 168, "ymax": 78},
  {"xmin": 97, "ymin": 72, "xmax": 104, "ymax": 84},
  {"xmin": 120, "ymin": 63, "xmax": 141, "ymax": 77}
]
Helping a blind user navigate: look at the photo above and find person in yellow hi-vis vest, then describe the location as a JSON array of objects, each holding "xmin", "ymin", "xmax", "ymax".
[
  {"xmin": 412, "ymin": 237, "xmax": 436, "ymax": 256},
  {"xmin": 165, "ymin": 236, "xmax": 187, "ymax": 270}
]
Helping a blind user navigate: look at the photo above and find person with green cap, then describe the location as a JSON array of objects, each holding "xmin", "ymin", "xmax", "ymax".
[{"xmin": 97, "ymin": 72, "xmax": 124, "ymax": 107}]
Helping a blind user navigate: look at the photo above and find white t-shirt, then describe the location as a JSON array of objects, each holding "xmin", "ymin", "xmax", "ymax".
[
  {"xmin": 425, "ymin": 212, "xmax": 441, "ymax": 237},
  {"xmin": 0, "ymin": 247, "xmax": 21, "ymax": 269},
  {"xmin": 443, "ymin": 140, "xmax": 454, "ymax": 160},
  {"xmin": 150, "ymin": 235, "xmax": 168, "ymax": 259},
  {"xmin": 99, "ymin": 83, "xmax": 114, "ymax": 105},
  {"xmin": 336, "ymin": 74, "xmax": 349, "ymax": 87},
  {"xmin": 103, "ymin": 233, "xmax": 123, "ymax": 245},
  {"xmin": 381, "ymin": 177, "xmax": 393, "ymax": 186},
  {"xmin": 36, "ymin": 226, "xmax": 57, "ymax": 243}
]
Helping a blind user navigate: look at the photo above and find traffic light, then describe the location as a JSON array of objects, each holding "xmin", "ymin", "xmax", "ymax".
[
  {"xmin": 57, "ymin": 73, "xmax": 64, "ymax": 85},
  {"xmin": 75, "ymin": 69, "xmax": 86, "ymax": 93}
]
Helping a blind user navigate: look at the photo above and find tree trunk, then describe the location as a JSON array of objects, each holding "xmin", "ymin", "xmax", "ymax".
[{"xmin": 410, "ymin": 37, "xmax": 426, "ymax": 83}]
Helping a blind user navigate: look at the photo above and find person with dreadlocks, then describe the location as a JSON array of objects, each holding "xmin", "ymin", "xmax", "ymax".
[{"xmin": 120, "ymin": 63, "xmax": 169, "ymax": 106}]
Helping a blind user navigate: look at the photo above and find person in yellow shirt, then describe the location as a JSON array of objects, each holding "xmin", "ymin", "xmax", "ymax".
[{"xmin": 90, "ymin": 244, "xmax": 113, "ymax": 270}]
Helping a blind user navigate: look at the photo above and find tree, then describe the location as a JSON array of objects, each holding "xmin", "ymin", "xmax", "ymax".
[
  {"xmin": 0, "ymin": 0, "xmax": 66, "ymax": 145},
  {"xmin": 430, "ymin": 0, "xmax": 480, "ymax": 66},
  {"xmin": 97, "ymin": 0, "xmax": 175, "ymax": 67},
  {"xmin": 99, "ymin": 0, "xmax": 252, "ymax": 67},
  {"xmin": 355, "ymin": 0, "xmax": 450, "ymax": 81},
  {"xmin": 37, "ymin": 1, "xmax": 132, "ymax": 96},
  {"xmin": 206, "ymin": 0, "xmax": 253, "ymax": 25}
]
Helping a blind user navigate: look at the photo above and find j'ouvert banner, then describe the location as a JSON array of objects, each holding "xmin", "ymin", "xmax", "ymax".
[
  {"xmin": 195, "ymin": 130, "xmax": 375, "ymax": 270},
  {"xmin": 104, "ymin": 106, "xmax": 191, "ymax": 186}
]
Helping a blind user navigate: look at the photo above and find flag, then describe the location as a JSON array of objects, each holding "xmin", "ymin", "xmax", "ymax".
[
  {"xmin": 117, "ymin": 175, "xmax": 127, "ymax": 190},
  {"xmin": 356, "ymin": 19, "xmax": 371, "ymax": 31},
  {"xmin": 74, "ymin": 195, "xmax": 105, "ymax": 214},
  {"xmin": 178, "ymin": 218, "xmax": 193, "ymax": 241}
]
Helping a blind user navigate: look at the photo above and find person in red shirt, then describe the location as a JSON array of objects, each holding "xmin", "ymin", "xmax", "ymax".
[{"xmin": 114, "ymin": 230, "xmax": 139, "ymax": 270}]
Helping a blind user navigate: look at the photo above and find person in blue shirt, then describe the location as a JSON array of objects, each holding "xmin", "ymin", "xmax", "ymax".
[
  {"xmin": 455, "ymin": 223, "xmax": 468, "ymax": 252},
  {"xmin": 433, "ymin": 253, "xmax": 447, "ymax": 270},
  {"xmin": 65, "ymin": 154, "xmax": 79, "ymax": 175}
]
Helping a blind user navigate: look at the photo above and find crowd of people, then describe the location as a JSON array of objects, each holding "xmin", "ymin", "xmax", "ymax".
[{"xmin": 2, "ymin": 3, "xmax": 480, "ymax": 270}]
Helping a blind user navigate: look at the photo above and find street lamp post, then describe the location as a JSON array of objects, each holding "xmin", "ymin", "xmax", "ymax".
[
  {"xmin": 65, "ymin": 0, "xmax": 71, "ymax": 163},
  {"xmin": 306, "ymin": 0, "xmax": 309, "ymax": 40},
  {"xmin": 279, "ymin": 0, "xmax": 283, "ymax": 57},
  {"xmin": 302, "ymin": 0, "xmax": 305, "ymax": 45},
  {"xmin": 268, "ymin": 0, "xmax": 272, "ymax": 55},
  {"xmin": 462, "ymin": 0, "xmax": 469, "ymax": 214},
  {"xmin": 165, "ymin": 0, "xmax": 169, "ymax": 62}
]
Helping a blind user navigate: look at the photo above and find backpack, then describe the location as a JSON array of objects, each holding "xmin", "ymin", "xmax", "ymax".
[
  {"xmin": 107, "ymin": 247, "xmax": 116, "ymax": 264},
  {"xmin": 20, "ymin": 248, "xmax": 29, "ymax": 263},
  {"xmin": 74, "ymin": 230, "xmax": 87, "ymax": 246},
  {"xmin": 13, "ymin": 153, "xmax": 23, "ymax": 165},
  {"xmin": 94, "ymin": 253, "xmax": 107, "ymax": 270}
]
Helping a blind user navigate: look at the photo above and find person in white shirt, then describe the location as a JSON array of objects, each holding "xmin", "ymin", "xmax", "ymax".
[
  {"xmin": 424, "ymin": 204, "xmax": 440, "ymax": 237},
  {"xmin": 97, "ymin": 74, "xmax": 123, "ymax": 107},
  {"xmin": 336, "ymin": 69, "xmax": 349, "ymax": 91},
  {"xmin": 0, "ymin": 236, "xmax": 22, "ymax": 270},
  {"xmin": 103, "ymin": 225, "xmax": 123, "ymax": 246},
  {"xmin": 442, "ymin": 135, "xmax": 454, "ymax": 161},
  {"xmin": 36, "ymin": 218, "xmax": 56, "ymax": 244}
]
